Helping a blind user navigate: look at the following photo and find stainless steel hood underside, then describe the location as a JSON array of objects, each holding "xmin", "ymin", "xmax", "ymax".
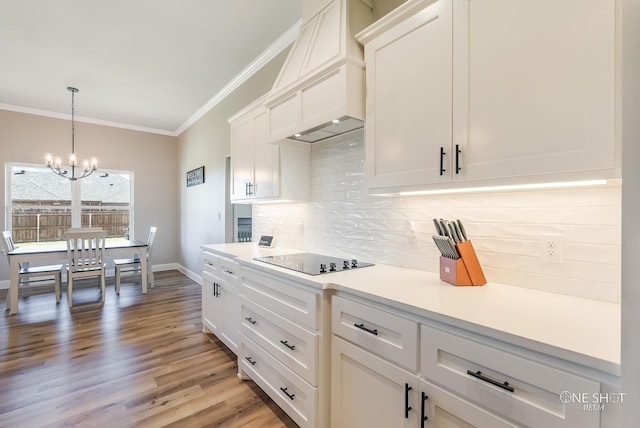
[{"xmin": 288, "ymin": 116, "xmax": 363, "ymax": 143}]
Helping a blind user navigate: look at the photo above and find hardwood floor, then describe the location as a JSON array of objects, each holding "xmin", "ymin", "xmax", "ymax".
[{"xmin": 0, "ymin": 270, "xmax": 298, "ymax": 428}]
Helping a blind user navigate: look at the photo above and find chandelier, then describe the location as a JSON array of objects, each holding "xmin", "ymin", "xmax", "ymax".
[{"xmin": 45, "ymin": 87, "xmax": 97, "ymax": 180}]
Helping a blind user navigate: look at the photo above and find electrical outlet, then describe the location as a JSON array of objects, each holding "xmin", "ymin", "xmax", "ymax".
[{"xmin": 539, "ymin": 234, "xmax": 563, "ymax": 263}]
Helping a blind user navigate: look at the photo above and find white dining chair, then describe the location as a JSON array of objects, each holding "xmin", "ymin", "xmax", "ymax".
[
  {"xmin": 1, "ymin": 230, "xmax": 63, "ymax": 304},
  {"xmin": 63, "ymin": 228, "xmax": 107, "ymax": 308},
  {"xmin": 114, "ymin": 226, "xmax": 157, "ymax": 294}
]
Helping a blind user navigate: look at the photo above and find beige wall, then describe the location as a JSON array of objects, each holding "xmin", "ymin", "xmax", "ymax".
[
  {"xmin": 0, "ymin": 109, "xmax": 178, "ymax": 280},
  {"xmin": 176, "ymin": 49, "xmax": 289, "ymax": 276}
]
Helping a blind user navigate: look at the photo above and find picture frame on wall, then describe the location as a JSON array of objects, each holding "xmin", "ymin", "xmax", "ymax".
[{"xmin": 186, "ymin": 166, "xmax": 205, "ymax": 187}]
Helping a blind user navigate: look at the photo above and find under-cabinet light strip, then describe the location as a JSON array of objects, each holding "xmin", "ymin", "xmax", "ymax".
[{"xmin": 398, "ymin": 179, "xmax": 610, "ymax": 196}]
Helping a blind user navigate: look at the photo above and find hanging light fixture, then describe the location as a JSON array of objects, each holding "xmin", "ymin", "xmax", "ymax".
[{"xmin": 45, "ymin": 87, "xmax": 97, "ymax": 180}]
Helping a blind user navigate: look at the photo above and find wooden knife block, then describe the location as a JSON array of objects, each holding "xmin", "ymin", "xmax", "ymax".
[{"xmin": 439, "ymin": 240, "xmax": 486, "ymax": 286}]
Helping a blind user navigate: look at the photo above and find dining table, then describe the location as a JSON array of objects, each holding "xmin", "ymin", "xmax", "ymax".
[{"xmin": 6, "ymin": 239, "xmax": 148, "ymax": 315}]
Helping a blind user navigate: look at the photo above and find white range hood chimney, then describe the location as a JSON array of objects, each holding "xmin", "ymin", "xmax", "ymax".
[{"xmin": 265, "ymin": 0, "xmax": 373, "ymax": 143}]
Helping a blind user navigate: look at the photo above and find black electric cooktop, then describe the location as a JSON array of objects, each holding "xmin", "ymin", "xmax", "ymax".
[{"xmin": 253, "ymin": 252, "xmax": 374, "ymax": 276}]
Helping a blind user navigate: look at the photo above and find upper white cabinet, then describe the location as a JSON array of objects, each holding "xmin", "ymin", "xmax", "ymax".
[
  {"xmin": 357, "ymin": 0, "xmax": 618, "ymax": 193},
  {"xmin": 229, "ymin": 95, "xmax": 310, "ymax": 203}
]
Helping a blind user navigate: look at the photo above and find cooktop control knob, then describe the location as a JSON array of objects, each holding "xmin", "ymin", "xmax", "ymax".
[
  {"xmin": 343, "ymin": 260, "xmax": 350, "ymax": 269},
  {"xmin": 351, "ymin": 259, "xmax": 358, "ymax": 268},
  {"xmin": 329, "ymin": 262, "xmax": 337, "ymax": 272},
  {"xmin": 320, "ymin": 263, "xmax": 327, "ymax": 273}
]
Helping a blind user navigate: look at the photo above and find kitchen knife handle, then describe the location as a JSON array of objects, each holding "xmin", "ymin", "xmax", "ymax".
[
  {"xmin": 448, "ymin": 222, "xmax": 460, "ymax": 243},
  {"xmin": 439, "ymin": 147, "xmax": 446, "ymax": 175},
  {"xmin": 439, "ymin": 219, "xmax": 449, "ymax": 237},
  {"xmin": 433, "ymin": 219, "xmax": 443, "ymax": 235},
  {"xmin": 457, "ymin": 219, "xmax": 468, "ymax": 240},
  {"xmin": 455, "ymin": 144, "xmax": 462, "ymax": 174}
]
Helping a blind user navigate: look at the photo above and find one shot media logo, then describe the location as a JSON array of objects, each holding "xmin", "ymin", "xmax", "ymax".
[{"xmin": 559, "ymin": 391, "xmax": 626, "ymax": 412}]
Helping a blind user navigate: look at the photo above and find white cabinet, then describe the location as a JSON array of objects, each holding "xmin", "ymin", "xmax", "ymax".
[
  {"xmin": 331, "ymin": 292, "xmax": 601, "ymax": 428},
  {"xmin": 331, "ymin": 335, "xmax": 418, "ymax": 428},
  {"xmin": 331, "ymin": 337, "xmax": 517, "ymax": 428},
  {"xmin": 332, "ymin": 294, "xmax": 419, "ymax": 372},
  {"xmin": 421, "ymin": 324, "xmax": 600, "ymax": 428},
  {"xmin": 358, "ymin": 0, "xmax": 617, "ymax": 193},
  {"xmin": 229, "ymin": 94, "xmax": 310, "ymax": 202},
  {"xmin": 201, "ymin": 251, "xmax": 240, "ymax": 354},
  {"xmin": 359, "ymin": 0, "xmax": 454, "ymax": 191},
  {"xmin": 420, "ymin": 380, "xmax": 519, "ymax": 428},
  {"xmin": 331, "ymin": 294, "xmax": 420, "ymax": 428},
  {"xmin": 238, "ymin": 265, "xmax": 328, "ymax": 428}
]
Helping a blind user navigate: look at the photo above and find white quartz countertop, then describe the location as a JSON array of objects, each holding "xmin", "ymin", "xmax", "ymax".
[{"xmin": 201, "ymin": 243, "xmax": 620, "ymax": 380}]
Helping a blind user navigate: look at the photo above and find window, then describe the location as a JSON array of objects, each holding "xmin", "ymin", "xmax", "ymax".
[{"xmin": 6, "ymin": 163, "xmax": 133, "ymax": 244}]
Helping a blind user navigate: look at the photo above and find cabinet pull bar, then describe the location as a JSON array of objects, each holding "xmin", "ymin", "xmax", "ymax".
[
  {"xmin": 404, "ymin": 383, "xmax": 413, "ymax": 418},
  {"xmin": 245, "ymin": 182, "xmax": 249, "ymax": 196},
  {"xmin": 245, "ymin": 356, "xmax": 256, "ymax": 366},
  {"xmin": 244, "ymin": 316, "xmax": 256, "ymax": 325},
  {"xmin": 222, "ymin": 269, "xmax": 234, "ymax": 275},
  {"xmin": 421, "ymin": 392, "xmax": 429, "ymax": 428},
  {"xmin": 354, "ymin": 323, "xmax": 378, "ymax": 336},
  {"xmin": 455, "ymin": 144, "xmax": 462, "ymax": 174},
  {"xmin": 280, "ymin": 340, "xmax": 296, "ymax": 351},
  {"xmin": 440, "ymin": 147, "xmax": 446, "ymax": 175},
  {"xmin": 466, "ymin": 370, "xmax": 515, "ymax": 393},
  {"xmin": 280, "ymin": 387, "xmax": 295, "ymax": 400}
]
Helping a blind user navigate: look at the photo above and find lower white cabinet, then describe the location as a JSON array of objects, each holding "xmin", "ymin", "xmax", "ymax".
[
  {"xmin": 200, "ymin": 251, "xmax": 607, "ymax": 428},
  {"xmin": 331, "ymin": 293, "xmax": 602, "ymax": 428},
  {"xmin": 331, "ymin": 335, "xmax": 418, "ymax": 428},
  {"xmin": 420, "ymin": 380, "xmax": 518, "ymax": 428},
  {"xmin": 201, "ymin": 251, "xmax": 240, "ymax": 354},
  {"xmin": 331, "ymin": 335, "xmax": 520, "ymax": 428},
  {"xmin": 238, "ymin": 265, "xmax": 328, "ymax": 428},
  {"xmin": 241, "ymin": 336, "xmax": 317, "ymax": 427},
  {"xmin": 421, "ymin": 324, "xmax": 600, "ymax": 428}
]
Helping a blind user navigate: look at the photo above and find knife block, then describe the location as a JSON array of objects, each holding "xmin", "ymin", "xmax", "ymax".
[{"xmin": 439, "ymin": 240, "xmax": 486, "ymax": 286}]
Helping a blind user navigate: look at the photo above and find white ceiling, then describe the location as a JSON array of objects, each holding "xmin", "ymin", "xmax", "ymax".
[{"xmin": 0, "ymin": 0, "xmax": 302, "ymax": 136}]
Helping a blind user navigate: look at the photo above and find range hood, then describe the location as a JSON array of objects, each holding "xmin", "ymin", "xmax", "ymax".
[{"xmin": 265, "ymin": 0, "xmax": 373, "ymax": 143}]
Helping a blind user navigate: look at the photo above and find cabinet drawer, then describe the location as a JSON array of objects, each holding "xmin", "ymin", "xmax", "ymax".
[
  {"xmin": 241, "ymin": 297, "xmax": 319, "ymax": 386},
  {"xmin": 421, "ymin": 379, "xmax": 518, "ymax": 427},
  {"xmin": 202, "ymin": 251, "xmax": 219, "ymax": 275},
  {"xmin": 240, "ymin": 336, "xmax": 316, "ymax": 428},
  {"xmin": 218, "ymin": 257, "xmax": 240, "ymax": 286},
  {"xmin": 332, "ymin": 295, "xmax": 418, "ymax": 372},
  {"xmin": 241, "ymin": 266, "xmax": 319, "ymax": 331},
  {"xmin": 421, "ymin": 325, "xmax": 600, "ymax": 428}
]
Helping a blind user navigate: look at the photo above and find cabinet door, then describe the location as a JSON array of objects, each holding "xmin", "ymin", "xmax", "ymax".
[
  {"xmin": 331, "ymin": 335, "xmax": 419, "ymax": 428},
  {"xmin": 453, "ymin": 0, "xmax": 616, "ymax": 182},
  {"xmin": 202, "ymin": 271, "xmax": 221, "ymax": 336},
  {"xmin": 421, "ymin": 380, "xmax": 518, "ymax": 428},
  {"xmin": 230, "ymin": 115, "xmax": 254, "ymax": 201},
  {"xmin": 253, "ymin": 108, "xmax": 280, "ymax": 199},
  {"xmin": 220, "ymin": 282, "xmax": 239, "ymax": 353},
  {"xmin": 364, "ymin": 0, "xmax": 453, "ymax": 191}
]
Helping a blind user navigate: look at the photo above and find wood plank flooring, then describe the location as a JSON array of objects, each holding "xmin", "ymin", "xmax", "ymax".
[{"xmin": 0, "ymin": 270, "xmax": 298, "ymax": 428}]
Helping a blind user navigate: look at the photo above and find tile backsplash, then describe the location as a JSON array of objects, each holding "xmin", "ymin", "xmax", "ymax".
[{"xmin": 254, "ymin": 131, "xmax": 621, "ymax": 303}]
